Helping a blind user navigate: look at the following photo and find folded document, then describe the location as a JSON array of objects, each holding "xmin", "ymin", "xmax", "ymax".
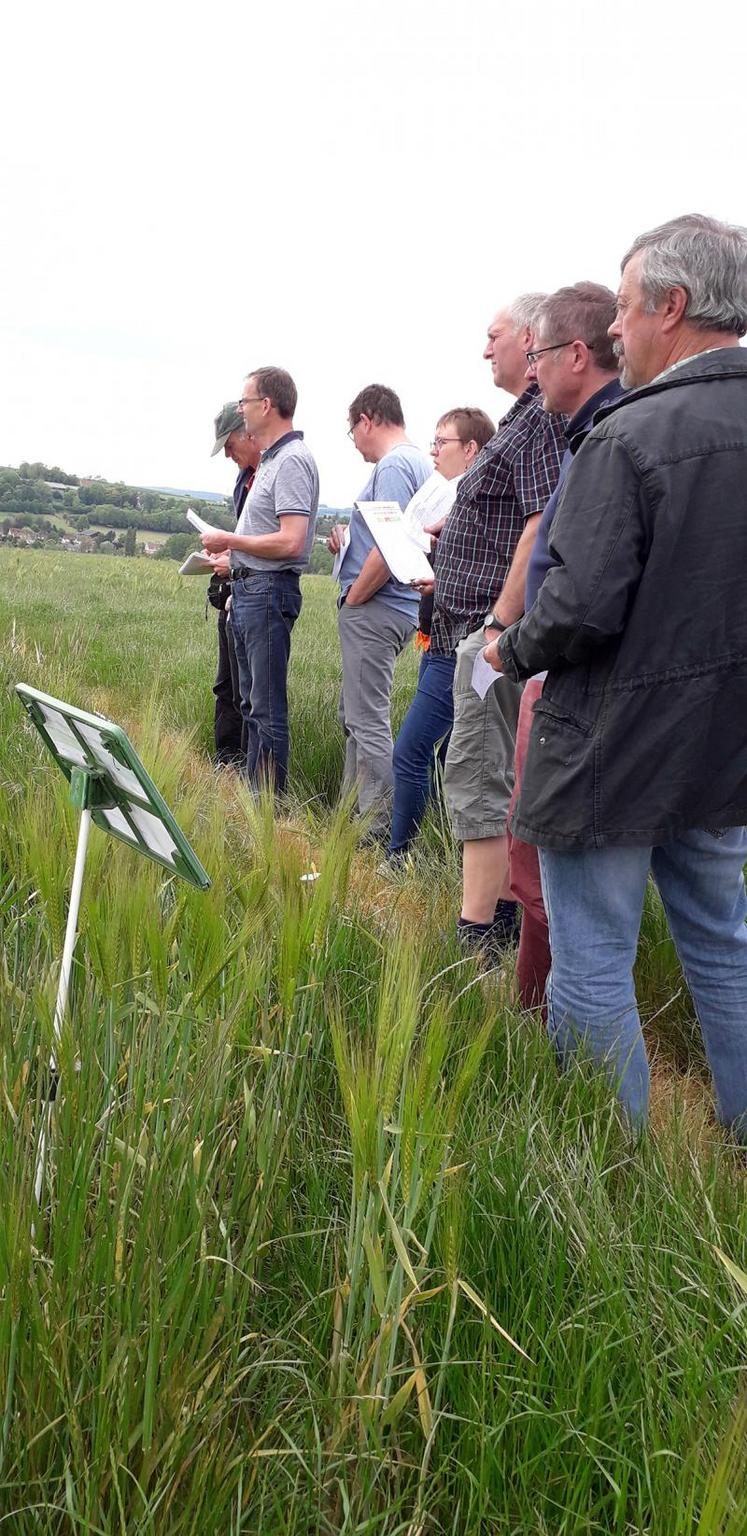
[{"xmin": 356, "ymin": 501, "xmax": 434, "ymax": 585}]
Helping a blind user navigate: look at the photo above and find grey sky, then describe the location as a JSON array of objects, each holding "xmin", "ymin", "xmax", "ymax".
[{"xmin": 1, "ymin": 0, "xmax": 745, "ymax": 506}]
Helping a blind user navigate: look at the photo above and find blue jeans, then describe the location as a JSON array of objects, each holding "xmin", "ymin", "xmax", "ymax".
[
  {"xmin": 389, "ymin": 651, "xmax": 456, "ymax": 854},
  {"xmin": 539, "ymin": 828, "xmax": 747, "ymax": 1140},
  {"xmin": 229, "ymin": 571, "xmax": 302, "ymax": 794}
]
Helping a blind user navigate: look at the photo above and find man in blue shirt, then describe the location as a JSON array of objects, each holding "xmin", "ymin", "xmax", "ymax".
[{"xmin": 329, "ymin": 384, "xmax": 431, "ymax": 836}]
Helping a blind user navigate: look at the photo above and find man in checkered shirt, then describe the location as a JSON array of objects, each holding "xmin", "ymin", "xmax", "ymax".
[{"xmin": 432, "ymin": 295, "xmax": 567, "ymax": 958}]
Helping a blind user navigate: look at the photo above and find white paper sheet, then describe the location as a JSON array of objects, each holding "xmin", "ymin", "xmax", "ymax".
[
  {"xmin": 179, "ymin": 551, "xmax": 215, "ymax": 575},
  {"xmin": 471, "ymin": 648, "xmax": 503, "ymax": 699},
  {"xmin": 356, "ymin": 501, "xmax": 434, "ymax": 585},
  {"xmin": 186, "ymin": 507, "xmax": 222, "ymax": 536},
  {"xmin": 403, "ymin": 472, "xmax": 458, "ymax": 549},
  {"xmin": 331, "ymin": 524, "xmax": 351, "ymax": 581}
]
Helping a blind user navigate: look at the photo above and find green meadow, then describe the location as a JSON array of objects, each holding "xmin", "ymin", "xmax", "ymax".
[{"xmin": 0, "ymin": 548, "xmax": 745, "ymax": 1535}]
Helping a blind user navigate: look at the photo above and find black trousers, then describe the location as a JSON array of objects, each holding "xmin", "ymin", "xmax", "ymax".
[{"xmin": 213, "ymin": 608, "xmax": 245, "ymax": 765}]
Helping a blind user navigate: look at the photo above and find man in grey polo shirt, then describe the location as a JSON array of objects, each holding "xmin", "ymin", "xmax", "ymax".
[{"xmin": 200, "ymin": 366, "xmax": 319, "ymax": 793}]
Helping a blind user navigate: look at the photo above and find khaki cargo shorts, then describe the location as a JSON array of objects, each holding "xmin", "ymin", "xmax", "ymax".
[{"xmin": 443, "ymin": 626, "xmax": 523, "ymax": 841}]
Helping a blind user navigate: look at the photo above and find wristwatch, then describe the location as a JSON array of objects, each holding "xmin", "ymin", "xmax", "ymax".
[{"xmin": 483, "ymin": 609, "xmax": 506, "ymax": 632}]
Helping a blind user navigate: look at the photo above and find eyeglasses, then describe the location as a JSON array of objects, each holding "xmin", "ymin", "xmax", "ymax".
[
  {"xmin": 431, "ymin": 436, "xmax": 461, "ymax": 451},
  {"xmin": 239, "ymin": 395, "xmax": 265, "ymax": 407},
  {"xmin": 347, "ymin": 419, "xmax": 361, "ymax": 439},
  {"xmin": 525, "ymin": 340, "xmax": 587, "ymax": 365}
]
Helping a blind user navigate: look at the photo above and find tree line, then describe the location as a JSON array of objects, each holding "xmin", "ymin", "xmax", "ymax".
[{"xmin": 0, "ymin": 463, "xmax": 234, "ymax": 534}]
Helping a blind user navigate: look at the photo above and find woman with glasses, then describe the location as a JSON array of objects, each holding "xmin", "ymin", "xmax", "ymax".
[{"xmin": 387, "ymin": 406, "xmax": 495, "ymax": 860}]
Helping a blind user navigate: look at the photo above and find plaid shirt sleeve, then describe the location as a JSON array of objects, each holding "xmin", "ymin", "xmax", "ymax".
[{"xmin": 512, "ymin": 409, "xmax": 567, "ymax": 520}]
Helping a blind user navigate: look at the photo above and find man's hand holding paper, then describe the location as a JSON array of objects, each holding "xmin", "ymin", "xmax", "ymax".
[
  {"xmin": 471, "ymin": 646, "xmax": 503, "ymax": 699},
  {"xmin": 200, "ymin": 528, "xmax": 233, "ymax": 554},
  {"xmin": 327, "ymin": 523, "xmax": 347, "ymax": 554}
]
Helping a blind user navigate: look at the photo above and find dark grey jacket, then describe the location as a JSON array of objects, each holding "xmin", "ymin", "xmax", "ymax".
[{"xmin": 499, "ymin": 347, "xmax": 747, "ymax": 848}]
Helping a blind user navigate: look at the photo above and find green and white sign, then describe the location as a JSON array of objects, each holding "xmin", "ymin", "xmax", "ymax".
[
  {"xmin": 16, "ymin": 683, "xmax": 210, "ymax": 1216},
  {"xmin": 16, "ymin": 684, "xmax": 210, "ymax": 889}
]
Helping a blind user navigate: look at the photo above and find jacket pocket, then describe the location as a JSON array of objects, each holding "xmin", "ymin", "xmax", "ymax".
[
  {"xmin": 517, "ymin": 699, "xmax": 598, "ymax": 843},
  {"xmin": 531, "ymin": 698, "xmax": 593, "ymax": 738}
]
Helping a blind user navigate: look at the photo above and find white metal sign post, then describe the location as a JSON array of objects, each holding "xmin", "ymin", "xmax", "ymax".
[
  {"xmin": 15, "ymin": 685, "xmax": 211, "ymax": 1216},
  {"xmin": 33, "ymin": 773, "xmax": 94, "ymax": 1206}
]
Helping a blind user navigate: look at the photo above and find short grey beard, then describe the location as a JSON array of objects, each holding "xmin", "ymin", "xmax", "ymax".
[{"xmin": 615, "ymin": 343, "xmax": 638, "ymax": 389}]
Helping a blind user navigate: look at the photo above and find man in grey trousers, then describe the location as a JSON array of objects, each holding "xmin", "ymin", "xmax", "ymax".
[{"xmin": 328, "ymin": 384, "xmax": 431, "ymax": 838}]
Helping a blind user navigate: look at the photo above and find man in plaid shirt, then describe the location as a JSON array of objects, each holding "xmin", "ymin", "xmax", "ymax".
[{"xmin": 434, "ymin": 295, "xmax": 567, "ymax": 958}]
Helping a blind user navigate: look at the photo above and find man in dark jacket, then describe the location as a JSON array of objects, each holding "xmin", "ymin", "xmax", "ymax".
[{"xmin": 496, "ymin": 213, "xmax": 747, "ymax": 1141}]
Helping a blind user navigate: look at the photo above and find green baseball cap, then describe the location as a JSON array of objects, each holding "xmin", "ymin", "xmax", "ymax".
[{"xmin": 211, "ymin": 401, "xmax": 244, "ymax": 456}]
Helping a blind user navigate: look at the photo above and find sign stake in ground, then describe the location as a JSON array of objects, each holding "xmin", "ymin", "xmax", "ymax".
[{"xmin": 15, "ymin": 684, "xmax": 211, "ymax": 1212}]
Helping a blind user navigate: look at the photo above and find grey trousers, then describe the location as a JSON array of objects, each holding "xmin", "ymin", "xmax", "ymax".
[{"xmin": 337, "ymin": 596, "xmax": 415, "ymax": 833}]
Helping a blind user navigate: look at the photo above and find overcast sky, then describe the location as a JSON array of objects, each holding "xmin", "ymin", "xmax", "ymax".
[{"xmin": 2, "ymin": 0, "xmax": 745, "ymax": 506}]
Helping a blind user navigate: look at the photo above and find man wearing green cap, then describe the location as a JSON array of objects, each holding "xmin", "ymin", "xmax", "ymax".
[{"xmin": 208, "ymin": 403, "xmax": 261, "ymax": 765}]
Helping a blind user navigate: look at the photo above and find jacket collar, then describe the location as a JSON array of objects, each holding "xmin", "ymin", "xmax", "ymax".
[
  {"xmin": 568, "ymin": 378, "xmax": 625, "ymax": 453},
  {"xmin": 593, "ymin": 346, "xmax": 747, "ymax": 427}
]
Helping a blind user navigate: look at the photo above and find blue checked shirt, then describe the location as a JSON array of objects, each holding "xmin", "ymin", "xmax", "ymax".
[{"xmin": 430, "ymin": 386, "xmax": 567, "ymax": 656}]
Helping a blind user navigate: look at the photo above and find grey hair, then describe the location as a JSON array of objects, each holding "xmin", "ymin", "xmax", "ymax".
[
  {"xmin": 622, "ymin": 214, "xmax": 747, "ymax": 337},
  {"xmin": 508, "ymin": 292, "xmax": 549, "ymax": 332}
]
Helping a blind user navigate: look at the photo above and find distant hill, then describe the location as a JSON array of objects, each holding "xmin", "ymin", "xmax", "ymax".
[{"xmin": 143, "ymin": 485, "xmax": 228, "ymax": 505}]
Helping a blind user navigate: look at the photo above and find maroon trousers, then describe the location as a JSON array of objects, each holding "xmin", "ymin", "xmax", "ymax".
[{"xmin": 506, "ymin": 676, "xmax": 550, "ymax": 1014}]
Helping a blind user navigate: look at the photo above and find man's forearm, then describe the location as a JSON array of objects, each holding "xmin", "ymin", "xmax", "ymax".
[
  {"xmin": 231, "ymin": 529, "xmax": 303, "ymax": 561},
  {"xmin": 345, "ymin": 547, "xmax": 390, "ymax": 605},
  {"xmin": 491, "ymin": 513, "xmax": 541, "ymax": 626}
]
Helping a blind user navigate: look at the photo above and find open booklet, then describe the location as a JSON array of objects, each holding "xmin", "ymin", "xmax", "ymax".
[
  {"xmin": 182, "ymin": 507, "xmax": 231, "ymax": 574},
  {"xmin": 179, "ymin": 551, "xmax": 215, "ymax": 575},
  {"xmin": 355, "ymin": 501, "xmax": 435, "ymax": 585}
]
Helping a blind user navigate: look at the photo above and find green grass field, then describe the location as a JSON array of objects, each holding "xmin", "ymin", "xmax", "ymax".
[{"xmin": 0, "ymin": 549, "xmax": 745, "ymax": 1534}]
